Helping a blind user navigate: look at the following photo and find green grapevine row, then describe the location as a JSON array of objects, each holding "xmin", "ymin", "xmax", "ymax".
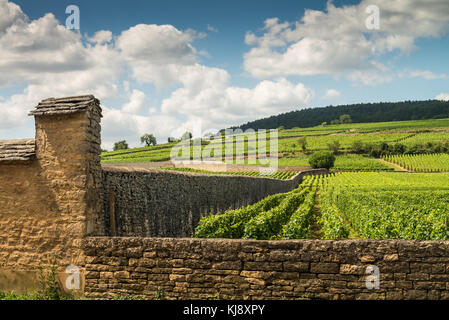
[
  {"xmin": 384, "ymin": 153, "xmax": 449, "ymax": 172},
  {"xmin": 319, "ymin": 172, "xmax": 449, "ymax": 240},
  {"xmin": 194, "ymin": 176, "xmax": 317, "ymax": 239}
]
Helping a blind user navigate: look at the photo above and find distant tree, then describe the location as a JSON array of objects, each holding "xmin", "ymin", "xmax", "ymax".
[
  {"xmin": 309, "ymin": 151, "xmax": 335, "ymax": 169},
  {"xmin": 339, "ymin": 114, "xmax": 352, "ymax": 124},
  {"xmin": 327, "ymin": 140, "xmax": 341, "ymax": 154},
  {"xmin": 321, "ymin": 122, "xmax": 327, "ymax": 126},
  {"xmin": 352, "ymin": 140, "xmax": 365, "ymax": 154},
  {"xmin": 181, "ymin": 131, "xmax": 193, "ymax": 140},
  {"xmin": 167, "ymin": 137, "xmax": 176, "ymax": 143},
  {"xmin": 113, "ymin": 140, "xmax": 128, "ymax": 151},
  {"xmin": 203, "ymin": 132, "xmax": 215, "ymax": 139},
  {"xmin": 298, "ymin": 136, "xmax": 307, "ymax": 152},
  {"xmin": 140, "ymin": 134, "xmax": 157, "ymax": 147},
  {"xmin": 101, "ymin": 148, "xmax": 108, "ymax": 153},
  {"xmin": 330, "ymin": 119, "xmax": 340, "ymax": 125}
]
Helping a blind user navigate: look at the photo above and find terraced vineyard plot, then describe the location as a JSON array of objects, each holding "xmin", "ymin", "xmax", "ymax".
[
  {"xmin": 195, "ymin": 172, "xmax": 449, "ymax": 241},
  {"xmin": 278, "ymin": 118, "xmax": 449, "ymax": 136},
  {"xmin": 100, "ymin": 117, "xmax": 449, "ymax": 164},
  {"xmin": 278, "ymin": 132, "xmax": 415, "ymax": 152},
  {"xmin": 277, "ymin": 154, "xmax": 310, "ymax": 166},
  {"xmin": 400, "ymin": 131, "xmax": 449, "ymax": 146},
  {"xmin": 278, "ymin": 154, "xmax": 395, "ymax": 171},
  {"xmin": 384, "ymin": 153, "xmax": 449, "ymax": 172},
  {"xmin": 194, "ymin": 176, "xmax": 319, "ymax": 240},
  {"xmin": 101, "ymin": 144, "xmax": 174, "ymax": 163},
  {"xmin": 333, "ymin": 155, "xmax": 395, "ymax": 171},
  {"xmin": 319, "ymin": 172, "xmax": 449, "ymax": 240}
]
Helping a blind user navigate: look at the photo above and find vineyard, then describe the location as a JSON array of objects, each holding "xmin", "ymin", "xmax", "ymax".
[
  {"xmin": 277, "ymin": 132, "xmax": 417, "ymax": 153},
  {"xmin": 383, "ymin": 153, "xmax": 449, "ymax": 172},
  {"xmin": 278, "ymin": 154, "xmax": 396, "ymax": 171},
  {"xmin": 194, "ymin": 175, "xmax": 319, "ymax": 240},
  {"xmin": 194, "ymin": 172, "xmax": 449, "ymax": 240},
  {"xmin": 104, "ymin": 116, "xmax": 449, "ymax": 242},
  {"xmin": 101, "ymin": 117, "xmax": 449, "ymax": 171}
]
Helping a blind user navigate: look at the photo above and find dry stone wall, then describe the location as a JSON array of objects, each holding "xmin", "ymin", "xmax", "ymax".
[{"xmin": 83, "ymin": 237, "xmax": 449, "ymax": 300}]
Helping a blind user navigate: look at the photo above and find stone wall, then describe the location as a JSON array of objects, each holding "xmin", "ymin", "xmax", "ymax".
[
  {"xmin": 101, "ymin": 168, "xmax": 327, "ymax": 238},
  {"xmin": 104, "ymin": 161, "xmax": 311, "ymax": 172},
  {"xmin": 83, "ymin": 237, "xmax": 449, "ymax": 300},
  {"xmin": 0, "ymin": 96, "xmax": 103, "ymax": 292},
  {"xmin": 0, "ymin": 94, "xmax": 329, "ymax": 293}
]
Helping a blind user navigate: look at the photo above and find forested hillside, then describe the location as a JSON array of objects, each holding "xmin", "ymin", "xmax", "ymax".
[{"xmin": 233, "ymin": 100, "xmax": 449, "ymax": 131}]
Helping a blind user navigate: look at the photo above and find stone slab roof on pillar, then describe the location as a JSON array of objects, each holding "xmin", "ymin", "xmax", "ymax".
[
  {"xmin": 0, "ymin": 139, "xmax": 36, "ymax": 162},
  {"xmin": 28, "ymin": 95, "xmax": 101, "ymax": 116}
]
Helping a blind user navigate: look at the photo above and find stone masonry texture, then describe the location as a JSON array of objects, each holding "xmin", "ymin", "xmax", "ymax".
[
  {"xmin": 83, "ymin": 237, "xmax": 449, "ymax": 300},
  {"xmin": 0, "ymin": 96, "xmax": 104, "ymax": 292}
]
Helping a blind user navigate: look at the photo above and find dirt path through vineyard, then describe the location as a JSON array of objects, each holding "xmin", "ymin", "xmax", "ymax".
[{"xmin": 378, "ymin": 158, "xmax": 408, "ymax": 171}]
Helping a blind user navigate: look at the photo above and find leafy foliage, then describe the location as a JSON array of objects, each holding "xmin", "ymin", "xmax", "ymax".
[
  {"xmin": 194, "ymin": 176, "xmax": 319, "ymax": 240},
  {"xmin": 282, "ymin": 187, "xmax": 317, "ymax": 239},
  {"xmin": 140, "ymin": 133, "xmax": 157, "ymax": 147},
  {"xmin": 242, "ymin": 188, "xmax": 309, "ymax": 240},
  {"xmin": 113, "ymin": 140, "xmax": 129, "ymax": 151},
  {"xmin": 309, "ymin": 151, "xmax": 335, "ymax": 169},
  {"xmin": 194, "ymin": 193, "xmax": 289, "ymax": 239}
]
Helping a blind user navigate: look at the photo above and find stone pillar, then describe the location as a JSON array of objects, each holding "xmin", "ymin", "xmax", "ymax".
[{"xmin": 30, "ymin": 95, "xmax": 105, "ymax": 266}]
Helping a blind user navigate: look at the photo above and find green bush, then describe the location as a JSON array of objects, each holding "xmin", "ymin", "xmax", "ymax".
[{"xmin": 309, "ymin": 151, "xmax": 335, "ymax": 169}]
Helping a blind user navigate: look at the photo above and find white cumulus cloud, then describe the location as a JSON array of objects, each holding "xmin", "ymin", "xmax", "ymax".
[
  {"xmin": 88, "ymin": 30, "xmax": 113, "ymax": 44},
  {"xmin": 161, "ymin": 75, "xmax": 314, "ymax": 130},
  {"xmin": 435, "ymin": 93, "xmax": 449, "ymax": 101},
  {"xmin": 0, "ymin": 1, "xmax": 123, "ymax": 129},
  {"xmin": 322, "ymin": 89, "xmax": 341, "ymax": 100},
  {"xmin": 122, "ymin": 89, "xmax": 147, "ymax": 114},
  {"xmin": 243, "ymin": 0, "xmax": 449, "ymax": 83}
]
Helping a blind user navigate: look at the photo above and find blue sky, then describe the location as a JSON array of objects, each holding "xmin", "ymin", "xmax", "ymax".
[{"xmin": 1, "ymin": 0, "xmax": 448, "ymax": 148}]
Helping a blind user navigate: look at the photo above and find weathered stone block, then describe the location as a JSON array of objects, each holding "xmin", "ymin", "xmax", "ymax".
[
  {"xmin": 310, "ymin": 262, "xmax": 339, "ymax": 274},
  {"xmin": 340, "ymin": 264, "xmax": 365, "ymax": 275},
  {"xmin": 283, "ymin": 262, "xmax": 309, "ymax": 272}
]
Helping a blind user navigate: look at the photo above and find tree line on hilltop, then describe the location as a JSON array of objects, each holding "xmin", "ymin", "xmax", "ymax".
[{"xmin": 232, "ymin": 100, "xmax": 449, "ymax": 131}]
